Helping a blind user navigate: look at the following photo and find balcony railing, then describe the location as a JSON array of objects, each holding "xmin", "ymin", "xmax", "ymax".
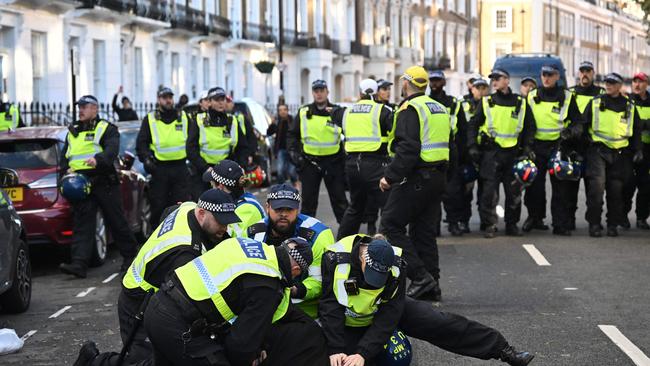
[
  {"xmin": 243, "ymin": 22, "xmax": 276, "ymax": 43},
  {"xmin": 171, "ymin": 4, "xmax": 205, "ymax": 33},
  {"xmin": 92, "ymin": 0, "xmax": 137, "ymax": 12},
  {"xmin": 293, "ymin": 31, "xmax": 317, "ymax": 48},
  {"xmin": 134, "ymin": 0, "xmax": 172, "ymax": 22},
  {"xmin": 350, "ymin": 41, "xmax": 369, "ymax": 57},
  {"xmin": 208, "ymin": 15, "xmax": 231, "ymax": 37},
  {"xmin": 317, "ymin": 34, "xmax": 331, "ymax": 49}
]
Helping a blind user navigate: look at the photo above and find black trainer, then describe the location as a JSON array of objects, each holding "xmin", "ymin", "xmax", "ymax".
[
  {"xmin": 448, "ymin": 222, "xmax": 463, "ymax": 236},
  {"xmin": 607, "ymin": 226, "xmax": 619, "ymax": 237},
  {"xmin": 637, "ymin": 219, "xmax": 649, "ymax": 230},
  {"xmin": 60, "ymin": 262, "xmax": 87, "ymax": 279},
  {"xmin": 552, "ymin": 226, "xmax": 571, "ymax": 236},
  {"xmin": 619, "ymin": 217, "xmax": 631, "ymax": 229},
  {"xmin": 484, "ymin": 225, "xmax": 497, "ymax": 238},
  {"xmin": 499, "ymin": 345, "xmax": 534, "ymax": 366},
  {"xmin": 506, "ymin": 224, "xmax": 523, "ymax": 237},
  {"xmin": 589, "ymin": 224, "xmax": 602, "ymax": 238},
  {"xmin": 406, "ymin": 272, "xmax": 438, "ymax": 299},
  {"xmin": 459, "ymin": 221, "xmax": 470, "ymax": 233},
  {"xmin": 73, "ymin": 341, "xmax": 99, "ymax": 366},
  {"xmin": 522, "ymin": 217, "xmax": 549, "ymax": 232}
]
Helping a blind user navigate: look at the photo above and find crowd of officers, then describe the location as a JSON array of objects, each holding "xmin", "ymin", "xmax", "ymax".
[{"xmin": 10, "ymin": 58, "xmax": 644, "ymax": 365}]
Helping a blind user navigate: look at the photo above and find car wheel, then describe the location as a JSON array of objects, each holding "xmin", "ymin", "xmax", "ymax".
[
  {"xmin": 139, "ymin": 195, "xmax": 152, "ymax": 242},
  {"xmin": 0, "ymin": 239, "xmax": 32, "ymax": 313},
  {"xmin": 90, "ymin": 210, "xmax": 108, "ymax": 267}
]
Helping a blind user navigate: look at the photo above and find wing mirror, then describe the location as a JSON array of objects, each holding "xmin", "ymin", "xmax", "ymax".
[
  {"xmin": 120, "ymin": 151, "xmax": 136, "ymax": 171},
  {"xmin": 0, "ymin": 168, "xmax": 19, "ymax": 188}
]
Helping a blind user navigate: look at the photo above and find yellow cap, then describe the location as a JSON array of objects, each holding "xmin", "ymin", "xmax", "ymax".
[{"xmin": 401, "ymin": 66, "xmax": 429, "ymax": 88}]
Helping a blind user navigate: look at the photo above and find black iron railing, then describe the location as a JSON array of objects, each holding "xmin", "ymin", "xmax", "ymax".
[
  {"xmin": 243, "ymin": 23, "xmax": 276, "ymax": 43},
  {"xmin": 208, "ymin": 14, "xmax": 231, "ymax": 37},
  {"xmin": 12, "ymin": 101, "xmax": 159, "ymax": 126}
]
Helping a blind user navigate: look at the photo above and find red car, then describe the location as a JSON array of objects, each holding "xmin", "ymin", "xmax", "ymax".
[{"xmin": 0, "ymin": 126, "xmax": 150, "ymax": 266}]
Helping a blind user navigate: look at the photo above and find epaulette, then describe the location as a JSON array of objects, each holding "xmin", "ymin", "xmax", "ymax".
[
  {"xmin": 297, "ymin": 226, "xmax": 317, "ymax": 243},
  {"xmin": 247, "ymin": 222, "xmax": 268, "ymax": 236}
]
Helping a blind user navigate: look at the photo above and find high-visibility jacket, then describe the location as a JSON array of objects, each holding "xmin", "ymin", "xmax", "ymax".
[
  {"xmin": 65, "ymin": 120, "xmax": 109, "ymax": 171},
  {"xmin": 0, "ymin": 104, "xmax": 19, "ymax": 132},
  {"xmin": 527, "ymin": 88, "xmax": 573, "ymax": 141},
  {"xmin": 589, "ymin": 96, "xmax": 635, "ymax": 150},
  {"xmin": 174, "ymin": 237, "xmax": 290, "ymax": 324},
  {"xmin": 479, "ymin": 95, "xmax": 526, "ymax": 148},
  {"xmin": 461, "ymin": 99, "xmax": 478, "ymax": 123},
  {"xmin": 342, "ymin": 99, "xmax": 387, "ymax": 152},
  {"xmin": 246, "ymin": 213, "xmax": 334, "ymax": 319},
  {"xmin": 299, "ymin": 106, "xmax": 341, "ymax": 156},
  {"xmin": 123, "ymin": 202, "xmax": 202, "ymax": 292},
  {"xmin": 148, "ymin": 111, "xmax": 188, "ymax": 161},
  {"xmin": 196, "ymin": 113, "xmax": 238, "ymax": 164},
  {"xmin": 231, "ymin": 113, "xmax": 246, "ymax": 135},
  {"xmin": 447, "ymin": 98, "xmax": 461, "ymax": 136},
  {"xmin": 327, "ymin": 235, "xmax": 402, "ymax": 327},
  {"xmin": 392, "ymin": 95, "xmax": 450, "ymax": 162},
  {"xmin": 635, "ymin": 104, "xmax": 650, "ymax": 145},
  {"xmin": 570, "ymin": 86, "xmax": 605, "ymax": 114},
  {"xmin": 227, "ymin": 192, "xmax": 265, "ymax": 238}
]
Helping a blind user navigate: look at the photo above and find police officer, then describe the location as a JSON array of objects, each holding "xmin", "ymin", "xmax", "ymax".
[
  {"xmin": 582, "ymin": 72, "xmax": 644, "ymax": 237},
  {"xmin": 226, "ymin": 95, "xmax": 257, "ymax": 166},
  {"xmin": 143, "ymin": 237, "xmax": 328, "ymax": 365},
  {"xmin": 375, "ymin": 79, "xmax": 395, "ymax": 109},
  {"xmin": 287, "ymin": 79, "xmax": 349, "ymax": 222},
  {"xmin": 73, "ymin": 189, "xmax": 241, "ymax": 366},
  {"xmin": 136, "ymin": 87, "xmax": 191, "ymax": 225},
  {"xmin": 246, "ymin": 183, "xmax": 335, "ymax": 319},
  {"xmin": 187, "ymin": 87, "xmax": 249, "ymax": 199},
  {"xmin": 320, "ymin": 235, "xmax": 534, "ymax": 366},
  {"xmin": 379, "ymin": 66, "xmax": 450, "ymax": 301},
  {"xmin": 203, "ymin": 159, "xmax": 265, "ymax": 236},
  {"xmin": 0, "ymin": 96, "xmax": 22, "ymax": 132},
  {"xmin": 624, "ymin": 72, "xmax": 650, "ymax": 230},
  {"xmin": 468, "ymin": 68, "xmax": 536, "ymax": 238},
  {"xmin": 523, "ymin": 65, "xmax": 583, "ymax": 236},
  {"xmin": 335, "ymin": 79, "xmax": 393, "ymax": 239},
  {"xmin": 520, "ymin": 77, "xmax": 537, "ymax": 98},
  {"xmin": 198, "ymin": 90, "xmax": 210, "ymax": 114},
  {"xmin": 58, "ymin": 95, "xmax": 138, "ymax": 278},
  {"xmin": 428, "ymin": 70, "xmax": 469, "ymax": 236}
]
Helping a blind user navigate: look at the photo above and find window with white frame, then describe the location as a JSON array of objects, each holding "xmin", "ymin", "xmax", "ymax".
[
  {"xmin": 493, "ymin": 7, "xmax": 512, "ymax": 33},
  {"xmin": 171, "ymin": 52, "xmax": 180, "ymax": 93},
  {"xmin": 134, "ymin": 47, "xmax": 143, "ymax": 103},
  {"xmin": 191, "ymin": 54, "xmax": 198, "ymax": 98},
  {"xmin": 93, "ymin": 40, "xmax": 106, "ymax": 101},
  {"xmin": 202, "ymin": 57, "xmax": 210, "ymax": 90},
  {"xmin": 31, "ymin": 32, "xmax": 46, "ymax": 102},
  {"xmin": 156, "ymin": 50, "xmax": 165, "ymax": 90},
  {"xmin": 458, "ymin": 0, "xmax": 466, "ymax": 15}
]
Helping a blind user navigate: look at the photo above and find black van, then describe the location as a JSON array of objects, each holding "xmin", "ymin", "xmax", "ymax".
[{"xmin": 493, "ymin": 53, "xmax": 568, "ymax": 88}]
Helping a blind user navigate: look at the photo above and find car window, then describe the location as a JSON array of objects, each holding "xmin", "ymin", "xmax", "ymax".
[
  {"xmin": 0, "ymin": 139, "xmax": 59, "ymax": 169},
  {"xmin": 119, "ymin": 129, "xmax": 138, "ymax": 154}
]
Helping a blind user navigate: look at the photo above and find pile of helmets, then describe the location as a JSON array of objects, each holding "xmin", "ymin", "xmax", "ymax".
[{"xmin": 548, "ymin": 149, "xmax": 583, "ymax": 181}]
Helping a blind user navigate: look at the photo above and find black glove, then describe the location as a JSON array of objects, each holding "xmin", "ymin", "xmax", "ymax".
[
  {"xmin": 522, "ymin": 146, "xmax": 536, "ymax": 161},
  {"xmin": 143, "ymin": 157, "xmax": 157, "ymax": 175},
  {"xmin": 468, "ymin": 145, "xmax": 481, "ymax": 163},
  {"xmin": 289, "ymin": 151, "xmax": 306, "ymax": 169},
  {"xmin": 633, "ymin": 150, "xmax": 644, "ymax": 164},
  {"xmin": 560, "ymin": 128, "xmax": 573, "ymax": 141}
]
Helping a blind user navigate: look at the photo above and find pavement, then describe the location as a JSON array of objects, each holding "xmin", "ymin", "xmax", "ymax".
[{"xmin": 1, "ymin": 182, "xmax": 649, "ymax": 365}]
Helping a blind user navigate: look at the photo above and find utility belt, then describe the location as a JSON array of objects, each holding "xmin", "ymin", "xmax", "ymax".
[
  {"xmin": 406, "ymin": 163, "xmax": 448, "ymax": 182},
  {"xmin": 346, "ymin": 152, "xmax": 390, "ymax": 161},
  {"xmin": 591, "ymin": 141, "xmax": 632, "ymax": 155},
  {"xmin": 161, "ymin": 278, "xmax": 231, "ymax": 340}
]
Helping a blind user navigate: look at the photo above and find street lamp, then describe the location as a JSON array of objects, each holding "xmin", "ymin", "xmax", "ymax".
[{"xmin": 596, "ymin": 24, "xmax": 601, "ymax": 79}]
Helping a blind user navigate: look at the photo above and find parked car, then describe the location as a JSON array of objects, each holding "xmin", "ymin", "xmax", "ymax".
[
  {"xmin": 493, "ymin": 53, "xmax": 568, "ymax": 88},
  {"xmin": 0, "ymin": 168, "xmax": 31, "ymax": 313},
  {"xmin": 0, "ymin": 126, "xmax": 150, "ymax": 265}
]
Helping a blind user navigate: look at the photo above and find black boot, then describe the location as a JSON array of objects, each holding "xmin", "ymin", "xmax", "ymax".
[
  {"xmin": 568, "ymin": 218, "xmax": 576, "ymax": 231},
  {"xmin": 60, "ymin": 262, "xmax": 87, "ymax": 279},
  {"xmin": 499, "ymin": 345, "xmax": 534, "ymax": 366},
  {"xmin": 637, "ymin": 219, "xmax": 650, "ymax": 230},
  {"xmin": 522, "ymin": 217, "xmax": 549, "ymax": 232},
  {"xmin": 366, "ymin": 222, "xmax": 377, "ymax": 236},
  {"xmin": 506, "ymin": 224, "xmax": 523, "ymax": 237},
  {"xmin": 607, "ymin": 225, "xmax": 619, "ymax": 237},
  {"xmin": 459, "ymin": 221, "xmax": 470, "ymax": 233},
  {"xmin": 552, "ymin": 226, "xmax": 571, "ymax": 236},
  {"xmin": 619, "ymin": 217, "xmax": 631, "ymax": 229},
  {"xmin": 422, "ymin": 279, "xmax": 442, "ymax": 302},
  {"xmin": 448, "ymin": 222, "xmax": 463, "ymax": 236},
  {"xmin": 589, "ymin": 224, "xmax": 602, "ymax": 238},
  {"xmin": 484, "ymin": 225, "xmax": 497, "ymax": 238},
  {"xmin": 74, "ymin": 341, "xmax": 99, "ymax": 366},
  {"xmin": 406, "ymin": 272, "xmax": 438, "ymax": 300}
]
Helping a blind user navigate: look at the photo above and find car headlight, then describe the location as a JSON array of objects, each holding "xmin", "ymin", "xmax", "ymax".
[{"xmin": 27, "ymin": 173, "xmax": 59, "ymax": 189}]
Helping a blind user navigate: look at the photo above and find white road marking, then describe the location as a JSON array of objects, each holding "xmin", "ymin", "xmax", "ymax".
[
  {"xmin": 564, "ymin": 287, "xmax": 578, "ymax": 291},
  {"xmin": 21, "ymin": 330, "xmax": 37, "ymax": 341},
  {"xmin": 599, "ymin": 325, "xmax": 650, "ymax": 366},
  {"xmin": 496, "ymin": 205, "xmax": 504, "ymax": 218},
  {"xmin": 102, "ymin": 273, "xmax": 119, "ymax": 283},
  {"xmin": 49, "ymin": 305, "xmax": 72, "ymax": 319},
  {"xmin": 260, "ymin": 188, "xmax": 268, "ymax": 193},
  {"xmin": 522, "ymin": 244, "xmax": 551, "ymax": 266},
  {"xmin": 76, "ymin": 287, "xmax": 96, "ymax": 298}
]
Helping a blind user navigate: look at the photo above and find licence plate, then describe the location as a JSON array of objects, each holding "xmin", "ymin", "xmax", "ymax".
[{"xmin": 3, "ymin": 187, "xmax": 23, "ymax": 202}]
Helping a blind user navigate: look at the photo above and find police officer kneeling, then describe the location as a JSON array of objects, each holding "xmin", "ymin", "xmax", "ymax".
[
  {"xmin": 144, "ymin": 237, "xmax": 328, "ymax": 365},
  {"xmin": 60, "ymin": 95, "xmax": 138, "ymax": 278}
]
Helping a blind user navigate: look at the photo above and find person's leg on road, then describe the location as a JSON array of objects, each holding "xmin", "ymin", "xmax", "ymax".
[
  {"xmin": 411, "ymin": 171, "xmax": 445, "ymax": 280},
  {"xmin": 298, "ymin": 162, "xmax": 323, "ymax": 218},
  {"xmin": 70, "ymin": 197, "xmax": 99, "ymax": 268},
  {"xmin": 584, "ymin": 147, "xmax": 607, "ymax": 229},
  {"xmin": 94, "ymin": 184, "xmax": 138, "ymax": 261},
  {"xmin": 338, "ymin": 158, "xmax": 370, "ymax": 239},
  {"xmin": 148, "ymin": 169, "xmax": 171, "ymax": 227},
  {"xmin": 322, "ymin": 157, "xmax": 349, "ymax": 223}
]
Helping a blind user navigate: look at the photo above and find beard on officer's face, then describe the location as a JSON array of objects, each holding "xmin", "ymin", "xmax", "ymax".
[{"xmin": 270, "ymin": 215, "xmax": 297, "ymax": 237}]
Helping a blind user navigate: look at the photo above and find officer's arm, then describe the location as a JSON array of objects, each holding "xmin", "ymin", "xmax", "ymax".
[
  {"xmin": 225, "ymin": 277, "xmax": 283, "ymax": 365},
  {"xmin": 145, "ymin": 249, "xmax": 198, "ymax": 289},
  {"xmin": 135, "ymin": 115, "xmax": 153, "ymax": 162},
  {"xmin": 186, "ymin": 117, "xmax": 208, "ymax": 173},
  {"xmin": 294, "ymin": 228, "xmax": 333, "ymax": 301},
  {"xmin": 244, "ymin": 118, "xmax": 258, "ymax": 157},
  {"xmin": 287, "ymin": 112, "xmax": 303, "ymax": 155},
  {"xmin": 355, "ymin": 270, "xmax": 406, "ymax": 360},
  {"xmin": 379, "ymin": 105, "xmax": 394, "ymax": 135},
  {"xmin": 566, "ymin": 95, "xmax": 584, "ymax": 126},
  {"xmin": 631, "ymin": 107, "xmax": 643, "ymax": 153},
  {"xmin": 95, "ymin": 124, "xmax": 120, "ymax": 170},
  {"xmin": 384, "ymin": 107, "xmax": 421, "ymax": 184},
  {"xmin": 232, "ymin": 120, "xmax": 251, "ymax": 165},
  {"xmin": 319, "ymin": 251, "xmax": 347, "ymax": 355},
  {"xmin": 518, "ymin": 103, "xmax": 536, "ymax": 149},
  {"xmin": 581, "ymin": 101, "xmax": 594, "ymax": 140},
  {"xmin": 467, "ymin": 101, "xmax": 485, "ymax": 147},
  {"xmin": 329, "ymin": 106, "xmax": 346, "ymax": 127},
  {"xmin": 59, "ymin": 139, "xmax": 70, "ymax": 178},
  {"xmin": 455, "ymin": 107, "xmax": 468, "ymax": 161}
]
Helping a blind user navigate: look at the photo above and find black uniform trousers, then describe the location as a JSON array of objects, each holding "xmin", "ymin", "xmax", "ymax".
[
  {"xmin": 443, "ymin": 166, "xmax": 475, "ymax": 225},
  {"xmin": 341, "ymin": 297, "xmax": 507, "ymax": 365},
  {"xmin": 624, "ymin": 143, "xmax": 650, "ymax": 220},
  {"xmin": 585, "ymin": 144, "xmax": 634, "ymax": 227},
  {"xmin": 149, "ymin": 160, "xmax": 191, "ymax": 226},
  {"xmin": 142, "ymin": 291, "xmax": 328, "ymax": 366},
  {"xmin": 337, "ymin": 155, "xmax": 389, "ymax": 239},
  {"xmin": 380, "ymin": 168, "xmax": 446, "ymax": 280},
  {"xmin": 298, "ymin": 155, "xmax": 348, "ymax": 223},
  {"xmin": 71, "ymin": 181, "xmax": 137, "ymax": 267},
  {"xmin": 524, "ymin": 140, "xmax": 579, "ymax": 229},
  {"xmin": 118, "ymin": 289, "xmax": 152, "ymax": 363},
  {"xmin": 478, "ymin": 147, "xmax": 523, "ymax": 227}
]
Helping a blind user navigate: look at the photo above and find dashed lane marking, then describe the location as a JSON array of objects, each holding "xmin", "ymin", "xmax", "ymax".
[
  {"xmin": 102, "ymin": 273, "xmax": 119, "ymax": 284},
  {"xmin": 522, "ymin": 244, "xmax": 551, "ymax": 266},
  {"xmin": 49, "ymin": 305, "xmax": 72, "ymax": 319},
  {"xmin": 599, "ymin": 325, "xmax": 650, "ymax": 366},
  {"xmin": 21, "ymin": 330, "xmax": 37, "ymax": 341},
  {"xmin": 564, "ymin": 287, "xmax": 578, "ymax": 291},
  {"xmin": 76, "ymin": 287, "xmax": 96, "ymax": 298}
]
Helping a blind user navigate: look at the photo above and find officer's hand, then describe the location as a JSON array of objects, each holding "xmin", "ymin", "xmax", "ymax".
[
  {"xmin": 144, "ymin": 158, "xmax": 157, "ymax": 174},
  {"xmin": 633, "ymin": 150, "xmax": 644, "ymax": 164},
  {"xmin": 468, "ymin": 145, "xmax": 481, "ymax": 163},
  {"xmin": 343, "ymin": 354, "xmax": 365, "ymax": 366},
  {"xmin": 67, "ymin": 168, "xmax": 74, "ymax": 174},
  {"xmin": 560, "ymin": 128, "xmax": 573, "ymax": 141},
  {"xmin": 522, "ymin": 147, "xmax": 536, "ymax": 161},
  {"xmin": 329, "ymin": 353, "xmax": 347, "ymax": 366},
  {"xmin": 251, "ymin": 350, "xmax": 267, "ymax": 366},
  {"xmin": 84, "ymin": 157, "xmax": 97, "ymax": 167},
  {"xmin": 247, "ymin": 156, "xmax": 254, "ymax": 165},
  {"xmin": 379, "ymin": 177, "xmax": 391, "ymax": 192},
  {"xmin": 290, "ymin": 286, "xmax": 298, "ymax": 297}
]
